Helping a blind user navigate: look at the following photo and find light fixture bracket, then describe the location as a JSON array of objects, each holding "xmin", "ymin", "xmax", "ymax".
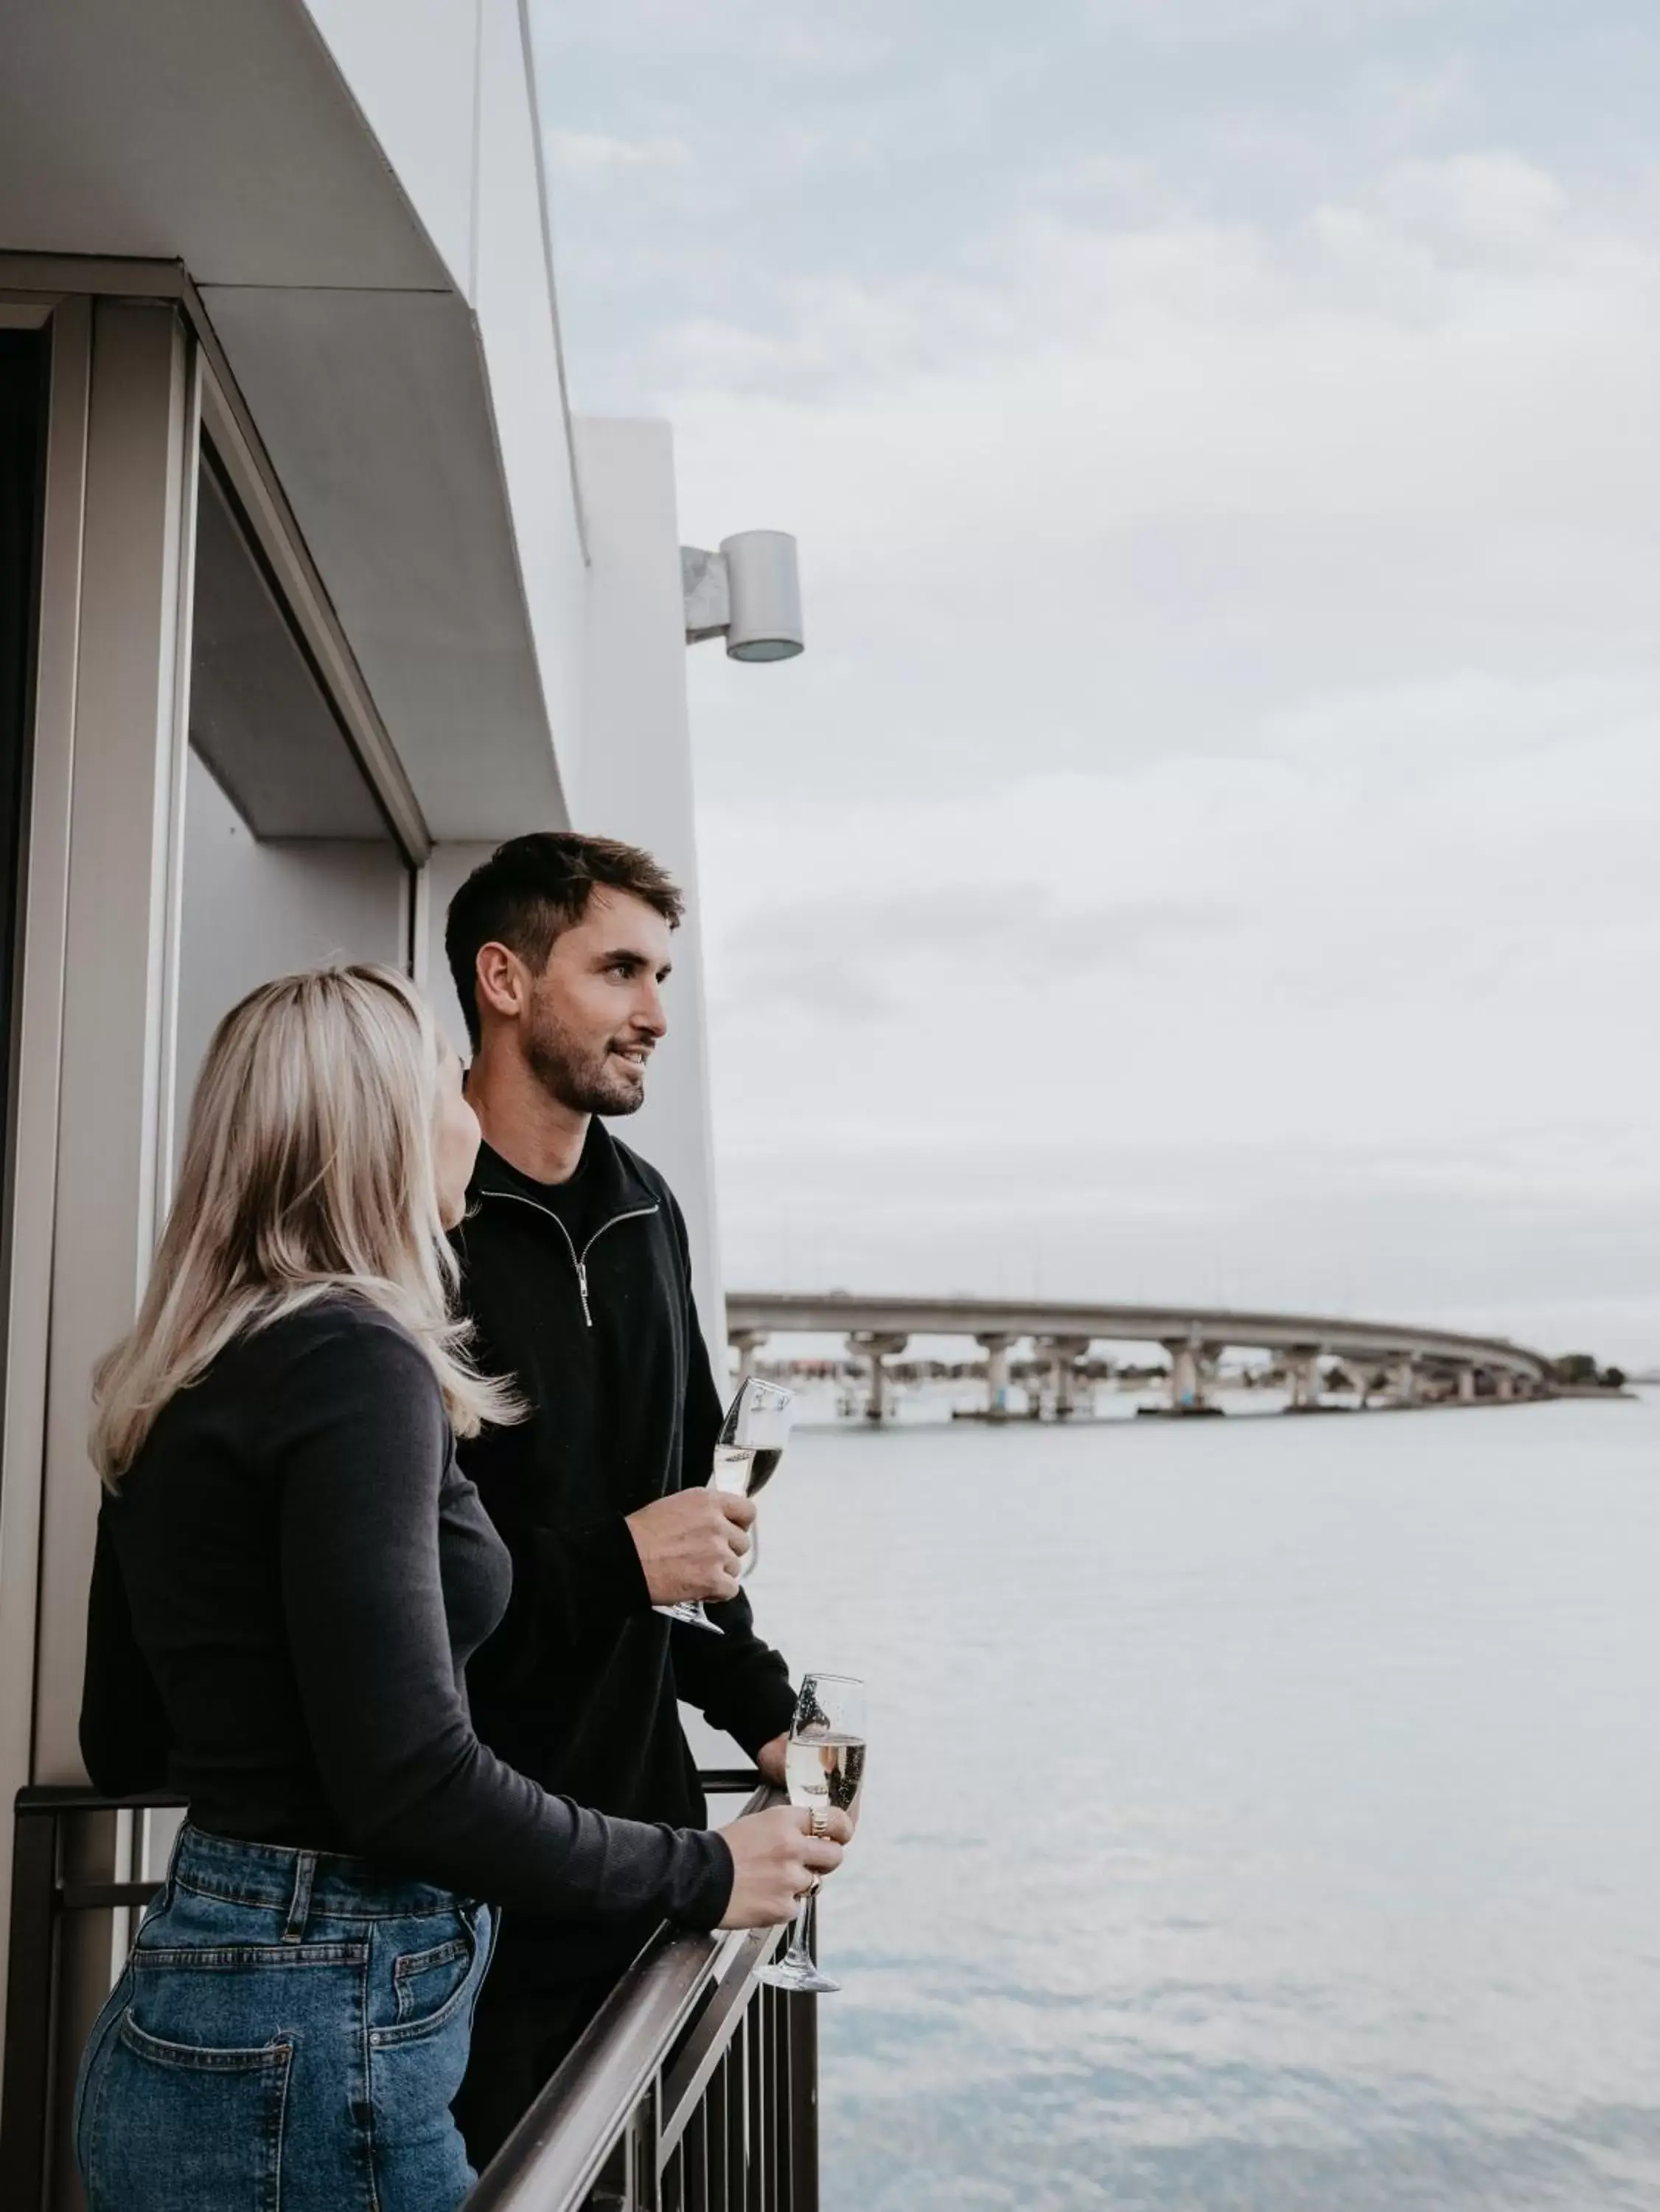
[
  {"xmin": 680, "ymin": 531, "xmax": 804, "ymax": 661},
  {"xmin": 680, "ymin": 545, "xmax": 731, "ymax": 644}
]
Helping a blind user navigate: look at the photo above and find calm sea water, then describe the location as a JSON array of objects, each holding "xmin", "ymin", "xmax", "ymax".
[{"xmin": 738, "ymin": 1388, "xmax": 1660, "ymax": 2211}]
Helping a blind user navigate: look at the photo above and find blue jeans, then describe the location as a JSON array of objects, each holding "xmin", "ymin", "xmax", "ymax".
[{"xmin": 74, "ymin": 1824, "xmax": 493, "ymax": 2212}]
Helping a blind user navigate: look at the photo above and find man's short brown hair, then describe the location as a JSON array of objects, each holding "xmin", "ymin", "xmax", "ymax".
[{"xmin": 444, "ymin": 832, "xmax": 684, "ymax": 1050}]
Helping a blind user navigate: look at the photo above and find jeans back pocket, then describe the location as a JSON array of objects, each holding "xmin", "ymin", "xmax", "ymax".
[{"xmin": 80, "ymin": 2008, "xmax": 290, "ymax": 2212}]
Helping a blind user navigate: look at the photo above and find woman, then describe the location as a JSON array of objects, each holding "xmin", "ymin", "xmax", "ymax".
[{"xmin": 74, "ymin": 964, "xmax": 844, "ymax": 2212}]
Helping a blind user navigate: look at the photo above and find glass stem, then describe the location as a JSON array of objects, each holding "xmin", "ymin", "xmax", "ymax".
[{"xmin": 783, "ymin": 1892, "xmax": 813, "ymax": 1966}]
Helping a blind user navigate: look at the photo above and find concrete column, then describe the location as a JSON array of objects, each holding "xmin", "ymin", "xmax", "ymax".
[
  {"xmin": 1162, "ymin": 1339, "xmax": 1217, "ymax": 1413},
  {"xmin": 730, "ymin": 1329, "xmax": 764, "ymax": 1387},
  {"xmin": 977, "ymin": 1333, "xmax": 1014, "ymax": 1421},
  {"xmin": 1036, "ymin": 1335, "xmax": 1090, "ymax": 1419},
  {"xmin": 1457, "ymin": 1367, "xmax": 1477, "ymax": 1404},
  {"xmin": 848, "ymin": 1333, "xmax": 908, "ymax": 1424},
  {"xmin": 1495, "ymin": 1370, "xmax": 1516, "ymax": 1402},
  {"xmin": 1284, "ymin": 1346, "xmax": 1322, "ymax": 1413},
  {"xmin": 1389, "ymin": 1358, "xmax": 1417, "ymax": 1405},
  {"xmin": 26, "ymin": 306, "xmax": 201, "ymax": 2184}
]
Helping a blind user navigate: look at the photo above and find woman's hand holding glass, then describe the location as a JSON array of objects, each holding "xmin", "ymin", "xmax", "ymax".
[{"xmin": 718, "ymin": 1804, "xmax": 850, "ymax": 1928}]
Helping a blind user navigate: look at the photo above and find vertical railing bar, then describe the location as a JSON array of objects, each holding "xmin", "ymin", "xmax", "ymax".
[
  {"xmin": 767, "ymin": 1982, "xmax": 782, "ymax": 2212},
  {"xmin": 725, "ymin": 2033, "xmax": 745, "ymax": 2211},
  {"xmin": 713, "ymin": 2057, "xmax": 726, "ymax": 2210},
  {"xmin": 708, "ymin": 2073, "xmax": 717, "ymax": 2212},
  {"xmin": 708, "ymin": 2046, "xmax": 723, "ymax": 2211},
  {"xmin": 787, "ymin": 1992, "xmax": 817, "ymax": 2212},
  {"xmin": 680, "ymin": 2098, "xmax": 702, "ymax": 2212},
  {"xmin": 753, "ymin": 1983, "xmax": 767, "ymax": 2212},
  {"xmin": 742, "ymin": 2017, "xmax": 756, "ymax": 2203},
  {"xmin": 744, "ymin": 1994, "xmax": 764, "ymax": 2212},
  {"xmin": 764, "ymin": 1982, "xmax": 778, "ymax": 2203},
  {"xmin": 646, "ymin": 2076, "xmax": 663, "ymax": 2212},
  {"xmin": 777, "ymin": 1988, "xmax": 792, "ymax": 2212},
  {"xmin": 0, "ymin": 1805, "xmax": 60, "ymax": 2212}
]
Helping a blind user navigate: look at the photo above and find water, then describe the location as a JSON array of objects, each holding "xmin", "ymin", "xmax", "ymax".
[{"xmin": 746, "ymin": 1389, "xmax": 1660, "ymax": 2211}]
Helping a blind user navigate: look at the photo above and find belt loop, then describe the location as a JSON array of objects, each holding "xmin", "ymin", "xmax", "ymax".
[{"xmin": 284, "ymin": 1850, "xmax": 317, "ymax": 1941}]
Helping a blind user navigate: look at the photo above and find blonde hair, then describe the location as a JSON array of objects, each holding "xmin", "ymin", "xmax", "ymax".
[{"xmin": 92, "ymin": 963, "xmax": 519, "ymax": 1482}]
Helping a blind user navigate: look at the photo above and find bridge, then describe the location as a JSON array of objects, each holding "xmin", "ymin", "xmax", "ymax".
[{"xmin": 725, "ymin": 1292, "xmax": 1556, "ymax": 1420}]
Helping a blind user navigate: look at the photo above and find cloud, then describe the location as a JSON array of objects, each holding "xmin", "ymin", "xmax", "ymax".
[
  {"xmin": 1079, "ymin": 0, "xmax": 1461, "ymax": 46},
  {"xmin": 717, "ymin": 887, "xmax": 1234, "ymax": 1019},
  {"xmin": 549, "ymin": 130, "xmax": 691, "ymax": 174}
]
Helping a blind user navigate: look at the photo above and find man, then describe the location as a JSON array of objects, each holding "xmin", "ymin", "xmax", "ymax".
[{"xmin": 445, "ymin": 832, "xmax": 800, "ymax": 2168}]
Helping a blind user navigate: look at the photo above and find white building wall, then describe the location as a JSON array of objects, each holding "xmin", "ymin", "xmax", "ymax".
[
  {"xmin": 572, "ymin": 417, "xmax": 727, "ymax": 1368},
  {"xmin": 419, "ymin": 838, "xmax": 499, "ymax": 1051},
  {"xmin": 299, "ymin": 0, "xmax": 480, "ymax": 293},
  {"xmin": 175, "ymin": 751, "xmax": 410, "ymax": 1125},
  {"xmin": 472, "ymin": 0, "xmax": 590, "ymax": 810}
]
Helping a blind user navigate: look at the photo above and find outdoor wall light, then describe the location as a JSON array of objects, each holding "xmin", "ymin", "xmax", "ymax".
[{"xmin": 681, "ymin": 530, "xmax": 803, "ymax": 661}]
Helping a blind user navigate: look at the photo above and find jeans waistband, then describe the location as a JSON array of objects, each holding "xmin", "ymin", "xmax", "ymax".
[{"xmin": 172, "ymin": 1823, "xmax": 470, "ymax": 1927}]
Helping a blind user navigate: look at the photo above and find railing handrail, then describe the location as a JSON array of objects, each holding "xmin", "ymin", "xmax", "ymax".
[
  {"xmin": 14, "ymin": 1785, "xmax": 186, "ymax": 1812},
  {"xmin": 468, "ymin": 1778, "xmax": 787, "ymax": 2211},
  {"xmin": 15, "ymin": 1774, "xmax": 767, "ymax": 1818}
]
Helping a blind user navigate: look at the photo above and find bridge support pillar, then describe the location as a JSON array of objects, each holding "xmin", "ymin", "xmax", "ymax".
[
  {"xmin": 1457, "ymin": 1366, "xmax": 1477, "ymax": 1404},
  {"xmin": 1159, "ymin": 1338, "xmax": 1219, "ymax": 1416},
  {"xmin": 1495, "ymin": 1369, "xmax": 1516, "ymax": 1402},
  {"xmin": 848, "ymin": 1333, "xmax": 908, "ymax": 1424},
  {"xmin": 1389, "ymin": 1358, "xmax": 1417, "ymax": 1406},
  {"xmin": 1036, "ymin": 1336, "xmax": 1091, "ymax": 1419},
  {"xmin": 730, "ymin": 1329, "xmax": 765, "ymax": 1388},
  {"xmin": 977, "ymin": 1333, "xmax": 1014, "ymax": 1421},
  {"xmin": 1284, "ymin": 1346, "xmax": 1323, "ymax": 1413}
]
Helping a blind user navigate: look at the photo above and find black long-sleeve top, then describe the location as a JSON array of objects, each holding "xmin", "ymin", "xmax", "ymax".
[
  {"xmin": 454, "ymin": 1129, "xmax": 798, "ymax": 1993},
  {"xmin": 79, "ymin": 1297, "xmax": 733, "ymax": 1927}
]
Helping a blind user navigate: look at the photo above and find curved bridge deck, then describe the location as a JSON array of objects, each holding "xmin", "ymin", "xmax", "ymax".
[{"xmin": 725, "ymin": 1292, "xmax": 1555, "ymax": 1418}]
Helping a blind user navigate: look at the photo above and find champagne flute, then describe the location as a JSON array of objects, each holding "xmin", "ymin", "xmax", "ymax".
[
  {"xmin": 657, "ymin": 1375, "xmax": 795, "ymax": 1632},
  {"xmin": 757, "ymin": 1671, "xmax": 865, "ymax": 1994}
]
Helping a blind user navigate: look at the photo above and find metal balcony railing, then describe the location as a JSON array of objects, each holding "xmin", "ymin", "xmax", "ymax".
[
  {"xmin": 470, "ymin": 1772, "xmax": 817, "ymax": 2212},
  {"xmin": 2, "ymin": 1773, "xmax": 817, "ymax": 2212}
]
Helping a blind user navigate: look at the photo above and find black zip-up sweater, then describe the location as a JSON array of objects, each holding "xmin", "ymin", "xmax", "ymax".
[{"xmin": 454, "ymin": 1127, "xmax": 798, "ymax": 1992}]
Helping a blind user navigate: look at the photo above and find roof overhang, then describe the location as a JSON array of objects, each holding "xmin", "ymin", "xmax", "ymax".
[{"xmin": 0, "ymin": 0, "xmax": 580, "ymax": 839}]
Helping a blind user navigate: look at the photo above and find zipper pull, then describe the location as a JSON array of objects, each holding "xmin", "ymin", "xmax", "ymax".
[{"xmin": 576, "ymin": 1261, "xmax": 593, "ymax": 1329}]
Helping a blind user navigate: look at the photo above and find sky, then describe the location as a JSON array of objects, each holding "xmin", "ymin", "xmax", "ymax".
[{"xmin": 531, "ymin": 1, "xmax": 1660, "ymax": 1366}]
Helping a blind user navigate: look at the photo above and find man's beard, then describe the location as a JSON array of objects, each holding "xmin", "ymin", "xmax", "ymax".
[{"xmin": 524, "ymin": 1001, "xmax": 645, "ymax": 1117}]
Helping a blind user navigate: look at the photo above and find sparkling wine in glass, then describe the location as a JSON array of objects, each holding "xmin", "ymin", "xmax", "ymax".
[
  {"xmin": 658, "ymin": 1375, "xmax": 794, "ymax": 1632},
  {"xmin": 758, "ymin": 1671, "xmax": 865, "ymax": 1995}
]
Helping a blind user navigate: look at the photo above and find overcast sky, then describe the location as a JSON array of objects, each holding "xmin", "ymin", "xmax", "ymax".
[{"xmin": 533, "ymin": 1, "xmax": 1660, "ymax": 1366}]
